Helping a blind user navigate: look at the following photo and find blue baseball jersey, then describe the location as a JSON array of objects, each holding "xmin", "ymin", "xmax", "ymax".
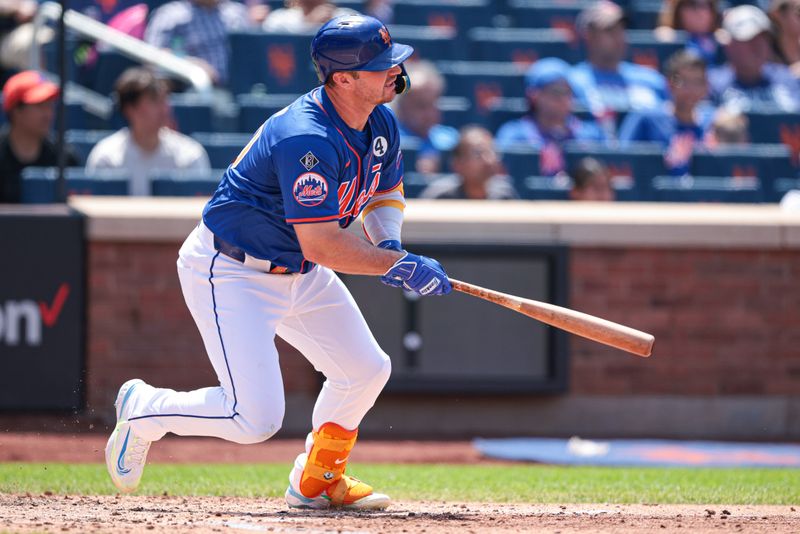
[{"xmin": 202, "ymin": 87, "xmax": 404, "ymax": 273}]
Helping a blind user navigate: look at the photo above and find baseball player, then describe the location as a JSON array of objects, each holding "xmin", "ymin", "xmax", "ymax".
[{"xmin": 104, "ymin": 14, "xmax": 452, "ymax": 511}]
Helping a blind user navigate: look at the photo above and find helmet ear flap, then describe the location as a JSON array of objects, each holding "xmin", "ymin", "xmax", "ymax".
[{"xmin": 394, "ymin": 63, "xmax": 410, "ymax": 94}]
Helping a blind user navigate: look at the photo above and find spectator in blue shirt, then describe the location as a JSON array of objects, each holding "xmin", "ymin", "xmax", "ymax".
[
  {"xmin": 655, "ymin": 0, "xmax": 723, "ymax": 66},
  {"xmin": 569, "ymin": 0, "xmax": 670, "ymax": 116},
  {"xmin": 496, "ymin": 58, "xmax": 605, "ymax": 175},
  {"xmin": 394, "ymin": 60, "xmax": 459, "ymax": 175},
  {"xmin": 145, "ymin": 0, "xmax": 253, "ymax": 87},
  {"xmin": 709, "ymin": 5, "xmax": 800, "ymax": 111},
  {"xmin": 619, "ymin": 50, "xmax": 714, "ymax": 175}
]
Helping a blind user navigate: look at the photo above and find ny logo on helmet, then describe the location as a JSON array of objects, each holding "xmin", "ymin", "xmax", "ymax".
[{"xmin": 379, "ymin": 27, "xmax": 391, "ymax": 45}]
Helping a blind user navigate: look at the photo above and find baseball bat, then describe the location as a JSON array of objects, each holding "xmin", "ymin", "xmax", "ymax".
[{"xmin": 449, "ymin": 279, "xmax": 654, "ymax": 357}]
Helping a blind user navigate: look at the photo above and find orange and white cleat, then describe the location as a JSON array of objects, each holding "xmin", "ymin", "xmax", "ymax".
[{"xmin": 285, "ymin": 422, "xmax": 390, "ymax": 510}]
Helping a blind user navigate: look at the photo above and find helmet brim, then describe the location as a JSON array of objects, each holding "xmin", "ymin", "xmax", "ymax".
[{"xmin": 359, "ymin": 43, "xmax": 414, "ymax": 72}]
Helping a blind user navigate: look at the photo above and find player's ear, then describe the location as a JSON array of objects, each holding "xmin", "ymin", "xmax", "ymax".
[{"xmin": 331, "ymin": 71, "xmax": 354, "ymax": 89}]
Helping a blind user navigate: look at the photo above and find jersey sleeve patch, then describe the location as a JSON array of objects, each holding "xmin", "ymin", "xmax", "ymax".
[{"xmin": 292, "ymin": 172, "xmax": 329, "ymax": 207}]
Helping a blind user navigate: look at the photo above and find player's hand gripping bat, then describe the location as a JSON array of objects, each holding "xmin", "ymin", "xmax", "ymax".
[{"xmin": 449, "ymin": 279, "xmax": 654, "ymax": 357}]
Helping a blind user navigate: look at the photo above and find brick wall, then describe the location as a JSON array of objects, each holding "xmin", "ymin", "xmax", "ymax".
[
  {"xmin": 83, "ymin": 241, "xmax": 800, "ymax": 437},
  {"xmin": 570, "ymin": 249, "xmax": 800, "ymax": 397},
  {"xmin": 86, "ymin": 242, "xmax": 319, "ymax": 424}
]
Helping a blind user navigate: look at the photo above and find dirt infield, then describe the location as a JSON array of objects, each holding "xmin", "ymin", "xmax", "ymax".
[
  {"xmin": 2, "ymin": 433, "xmax": 799, "ymax": 533},
  {"xmin": 1, "ymin": 494, "xmax": 798, "ymax": 533}
]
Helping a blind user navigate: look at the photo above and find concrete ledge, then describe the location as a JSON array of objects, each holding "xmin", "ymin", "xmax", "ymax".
[{"xmin": 68, "ymin": 196, "xmax": 800, "ymax": 249}]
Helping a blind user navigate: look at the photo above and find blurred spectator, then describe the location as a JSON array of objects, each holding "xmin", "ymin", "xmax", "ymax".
[
  {"xmin": 419, "ymin": 125, "xmax": 518, "ymax": 200},
  {"xmin": 364, "ymin": 0, "xmax": 394, "ymax": 24},
  {"xmin": 709, "ymin": 5, "xmax": 800, "ymax": 111},
  {"xmin": 706, "ymin": 107, "xmax": 750, "ymax": 146},
  {"xmin": 0, "ymin": 71, "xmax": 79, "ymax": 203},
  {"xmin": 0, "ymin": 0, "xmax": 53, "ymax": 84},
  {"xmin": 496, "ymin": 58, "xmax": 605, "ymax": 175},
  {"xmin": 569, "ymin": 0, "xmax": 669, "ymax": 115},
  {"xmin": 768, "ymin": 0, "xmax": 800, "ymax": 77},
  {"xmin": 780, "ymin": 188, "xmax": 800, "ymax": 209},
  {"xmin": 145, "ymin": 0, "xmax": 254, "ymax": 87},
  {"xmin": 619, "ymin": 50, "xmax": 713, "ymax": 175},
  {"xmin": 655, "ymin": 0, "xmax": 722, "ymax": 65},
  {"xmin": 262, "ymin": 0, "xmax": 356, "ymax": 32},
  {"xmin": 86, "ymin": 68, "xmax": 210, "ymax": 196},
  {"xmin": 394, "ymin": 60, "xmax": 458, "ymax": 175},
  {"xmin": 568, "ymin": 157, "xmax": 615, "ymax": 201}
]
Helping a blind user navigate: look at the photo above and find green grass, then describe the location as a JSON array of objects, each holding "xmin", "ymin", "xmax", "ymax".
[{"xmin": 0, "ymin": 463, "xmax": 797, "ymax": 504}]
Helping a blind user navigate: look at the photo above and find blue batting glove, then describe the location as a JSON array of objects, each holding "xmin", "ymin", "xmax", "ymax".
[
  {"xmin": 377, "ymin": 239, "xmax": 403, "ymax": 252},
  {"xmin": 377, "ymin": 240, "xmax": 406, "ymax": 288},
  {"xmin": 380, "ymin": 252, "xmax": 452, "ymax": 296}
]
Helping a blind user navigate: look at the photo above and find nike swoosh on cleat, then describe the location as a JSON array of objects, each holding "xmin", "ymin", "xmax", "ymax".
[
  {"xmin": 334, "ymin": 458, "xmax": 347, "ymax": 465},
  {"xmin": 287, "ymin": 486, "xmax": 315, "ymax": 504},
  {"xmin": 118, "ymin": 383, "xmax": 139, "ymax": 416},
  {"xmin": 116, "ymin": 429, "xmax": 132, "ymax": 475}
]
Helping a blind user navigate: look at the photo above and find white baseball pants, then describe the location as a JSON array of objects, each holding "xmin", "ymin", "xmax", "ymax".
[{"xmin": 124, "ymin": 222, "xmax": 392, "ymax": 444}]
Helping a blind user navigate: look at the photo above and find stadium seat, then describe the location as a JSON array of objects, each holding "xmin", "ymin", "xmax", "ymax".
[
  {"xmin": 402, "ymin": 171, "xmax": 438, "ymax": 198},
  {"xmin": 746, "ymin": 108, "xmax": 800, "ymax": 164},
  {"xmin": 774, "ymin": 177, "xmax": 800, "ymax": 201},
  {"xmin": 21, "ymin": 167, "xmax": 130, "ymax": 203},
  {"xmin": 389, "ymin": 25, "xmax": 460, "ymax": 62},
  {"xmin": 90, "ymin": 50, "xmax": 139, "ymax": 96},
  {"xmin": 150, "ymin": 169, "xmax": 226, "ymax": 196},
  {"xmin": 625, "ymin": 30, "xmax": 686, "ymax": 71},
  {"xmin": 392, "ymin": 0, "xmax": 494, "ymax": 36},
  {"xmin": 228, "ymin": 30, "xmax": 320, "ymax": 95},
  {"xmin": 500, "ymin": 146, "xmax": 541, "ymax": 181},
  {"xmin": 65, "ymin": 130, "xmax": 117, "ymax": 164},
  {"xmin": 487, "ymin": 97, "xmax": 528, "ymax": 134},
  {"xmin": 516, "ymin": 173, "xmax": 639, "ymax": 200},
  {"xmin": 64, "ymin": 102, "xmax": 112, "ymax": 131},
  {"xmin": 468, "ymin": 27, "xmax": 581, "ymax": 65},
  {"xmin": 563, "ymin": 142, "xmax": 666, "ymax": 200},
  {"xmin": 436, "ymin": 61, "xmax": 527, "ymax": 118},
  {"xmin": 627, "ymin": 0, "xmax": 663, "ymax": 30},
  {"xmin": 506, "ymin": 0, "xmax": 588, "ymax": 34},
  {"xmin": 437, "ymin": 96, "xmax": 473, "ymax": 131},
  {"xmin": 237, "ymin": 93, "xmax": 300, "ymax": 133},
  {"xmin": 169, "ymin": 93, "xmax": 216, "ymax": 135},
  {"xmin": 400, "ymin": 136, "xmax": 423, "ymax": 175},
  {"xmin": 651, "ymin": 175, "xmax": 764, "ymax": 203},
  {"xmin": 690, "ymin": 144, "xmax": 797, "ymax": 202},
  {"xmin": 191, "ymin": 132, "xmax": 253, "ymax": 169},
  {"xmin": 516, "ymin": 175, "xmax": 571, "ymax": 200}
]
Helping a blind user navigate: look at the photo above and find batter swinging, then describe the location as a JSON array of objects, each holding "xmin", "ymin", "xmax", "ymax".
[{"xmin": 104, "ymin": 15, "xmax": 452, "ymax": 510}]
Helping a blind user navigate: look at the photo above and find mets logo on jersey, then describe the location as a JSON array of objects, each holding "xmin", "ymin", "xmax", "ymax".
[{"xmin": 293, "ymin": 172, "xmax": 328, "ymax": 207}]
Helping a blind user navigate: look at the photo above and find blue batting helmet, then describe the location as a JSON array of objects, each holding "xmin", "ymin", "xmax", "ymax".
[{"xmin": 311, "ymin": 15, "xmax": 414, "ymax": 94}]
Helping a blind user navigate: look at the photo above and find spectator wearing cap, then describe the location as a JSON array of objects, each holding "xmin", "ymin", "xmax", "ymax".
[
  {"xmin": 420, "ymin": 125, "xmax": 519, "ymax": 200},
  {"xmin": 709, "ymin": 4, "xmax": 800, "ymax": 111},
  {"xmin": 569, "ymin": 0, "xmax": 669, "ymax": 115},
  {"xmin": 768, "ymin": 0, "xmax": 800, "ymax": 77},
  {"xmin": 0, "ymin": 71, "xmax": 79, "ymax": 203},
  {"xmin": 496, "ymin": 58, "xmax": 606, "ymax": 175},
  {"xmin": 85, "ymin": 67, "xmax": 210, "ymax": 196},
  {"xmin": 394, "ymin": 60, "xmax": 459, "ymax": 175},
  {"xmin": 619, "ymin": 50, "xmax": 714, "ymax": 175},
  {"xmin": 145, "ymin": 0, "xmax": 254, "ymax": 87}
]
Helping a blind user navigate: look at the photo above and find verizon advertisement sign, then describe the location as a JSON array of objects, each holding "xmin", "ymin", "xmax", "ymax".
[{"xmin": 0, "ymin": 207, "xmax": 84, "ymax": 410}]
